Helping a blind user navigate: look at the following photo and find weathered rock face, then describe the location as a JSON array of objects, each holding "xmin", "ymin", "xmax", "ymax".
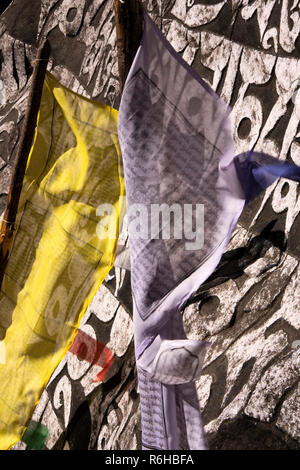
[{"xmin": 0, "ymin": 0, "xmax": 299, "ymax": 450}]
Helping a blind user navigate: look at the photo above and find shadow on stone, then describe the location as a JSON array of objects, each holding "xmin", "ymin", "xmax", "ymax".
[
  {"xmin": 65, "ymin": 401, "xmax": 92, "ymax": 450},
  {"xmin": 186, "ymin": 221, "xmax": 285, "ymax": 307},
  {"xmin": 0, "ymin": 0, "xmax": 13, "ymax": 17},
  {"xmin": 207, "ymin": 415, "xmax": 300, "ymax": 450}
]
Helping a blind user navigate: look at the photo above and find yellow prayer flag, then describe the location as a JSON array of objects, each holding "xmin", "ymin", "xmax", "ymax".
[{"xmin": 0, "ymin": 71, "xmax": 125, "ymax": 449}]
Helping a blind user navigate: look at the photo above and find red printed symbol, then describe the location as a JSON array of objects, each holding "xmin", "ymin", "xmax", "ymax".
[{"xmin": 69, "ymin": 329, "xmax": 114, "ymax": 382}]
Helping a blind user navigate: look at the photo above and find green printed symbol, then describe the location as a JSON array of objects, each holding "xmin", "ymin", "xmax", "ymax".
[{"xmin": 22, "ymin": 421, "xmax": 49, "ymax": 450}]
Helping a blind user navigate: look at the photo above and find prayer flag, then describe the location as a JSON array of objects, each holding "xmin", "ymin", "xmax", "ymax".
[
  {"xmin": 118, "ymin": 11, "xmax": 300, "ymax": 450},
  {"xmin": 0, "ymin": 71, "xmax": 125, "ymax": 449}
]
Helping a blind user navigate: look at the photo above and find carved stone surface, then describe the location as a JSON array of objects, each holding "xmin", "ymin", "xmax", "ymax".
[{"xmin": 1, "ymin": 0, "xmax": 299, "ymax": 450}]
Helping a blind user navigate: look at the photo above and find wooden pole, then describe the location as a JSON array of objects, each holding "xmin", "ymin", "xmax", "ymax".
[
  {"xmin": 0, "ymin": 39, "xmax": 51, "ymax": 288},
  {"xmin": 113, "ymin": 0, "xmax": 143, "ymax": 93}
]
